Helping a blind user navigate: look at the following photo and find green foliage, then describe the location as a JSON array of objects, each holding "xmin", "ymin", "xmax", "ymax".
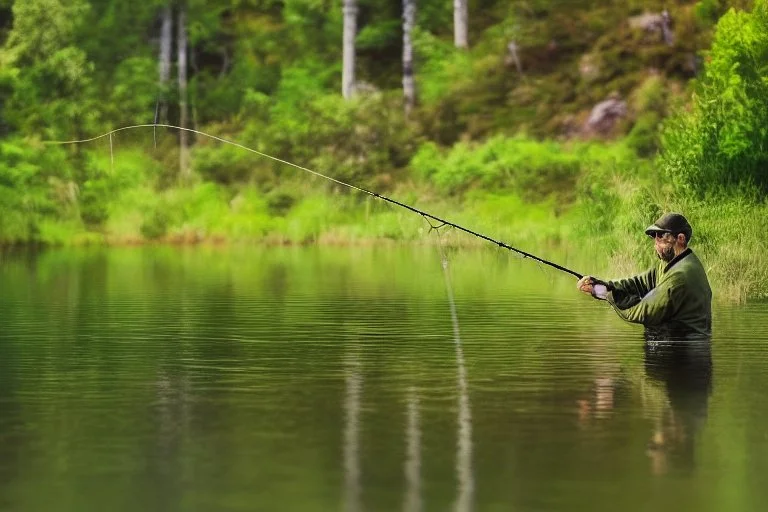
[
  {"xmin": 264, "ymin": 91, "xmax": 418, "ymax": 188},
  {"xmin": 0, "ymin": 0, "xmax": 98, "ymax": 139},
  {"xmin": 626, "ymin": 112, "xmax": 662, "ymax": 157},
  {"xmin": 78, "ymin": 178, "xmax": 110, "ymax": 226},
  {"xmin": 76, "ymin": 148, "xmax": 162, "ymax": 227},
  {"xmin": 660, "ymin": 0, "xmax": 768, "ymax": 195},
  {"xmin": 356, "ymin": 20, "xmax": 400, "ymax": 50},
  {"xmin": 630, "ymin": 74, "xmax": 667, "ymax": 113},
  {"xmin": 624, "ymin": 75, "xmax": 670, "ymax": 156},
  {"xmin": 266, "ymin": 190, "xmax": 296, "ymax": 216},
  {"xmin": 413, "ymin": 30, "xmax": 475, "ymax": 105},
  {"xmin": 4, "ymin": 0, "xmax": 89, "ymax": 59},
  {"xmin": 0, "ymin": 138, "xmax": 70, "ymax": 243},
  {"xmin": 106, "ymin": 57, "xmax": 159, "ymax": 126},
  {"xmin": 695, "ymin": 0, "xmax": 752, "ymax": 25},
  {"xmin": 140, "ymin": 207, "xmax": 170, "ymax": 240},
  {"xmin": 696, "ymin": 0, "xmax": 729, "ymax": 24},
  {"xmin": 411, "ymin": 135, "xmax": 638, "ymax": 200},
  {"xmin": 192, "ymin": 143, "xmax": 268, "ymax": 185}
]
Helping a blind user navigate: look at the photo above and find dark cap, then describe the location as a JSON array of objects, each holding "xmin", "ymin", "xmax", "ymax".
[{"xmin": 645, "ymin": 212, "xmax": 692, "ymax": 241}]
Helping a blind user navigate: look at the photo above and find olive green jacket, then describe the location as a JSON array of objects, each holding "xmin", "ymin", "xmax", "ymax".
[{"xmin": 604, "ymin": 249, "xmax": 712, "ymax": 339}]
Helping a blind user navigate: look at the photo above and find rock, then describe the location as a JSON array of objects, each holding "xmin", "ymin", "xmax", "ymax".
[
  {"xmin": 628, "ymin": 12, "xmax": 665, "ymax": 32},
  {"xmin": 628, "ymin": 10, "xmax": 674, "ymax": 45},
  {"xmin": 578, "ymin": 53, "xmax": 601, "ymax": 82},
  {"xmin": 584, "ymin": 95, "xmax": 627, "ymax": 135}
]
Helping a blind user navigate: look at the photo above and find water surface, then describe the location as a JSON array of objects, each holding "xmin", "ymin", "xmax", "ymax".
[{"xmin": 1, "ymin": 246, "xmax": 767, "ymax": 511}]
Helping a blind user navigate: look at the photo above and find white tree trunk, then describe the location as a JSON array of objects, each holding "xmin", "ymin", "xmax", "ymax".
[
  {"xmin": 177, "ymin": 5, "xmax": 190, "ymax": 179},
  {"xmin": 402, "ymin": 0, "xmax": 416, "ymax": 115},
  {"xmin": 157, "ymin": 4, "xmax": 172, "ymax": 123},
  {"xmin": 342, "ymin": 0, "xmax": 358, "ymax": 99},
  {"xmin": 454, "ymin": 0, "xmax": 468, "ymax": 49}
]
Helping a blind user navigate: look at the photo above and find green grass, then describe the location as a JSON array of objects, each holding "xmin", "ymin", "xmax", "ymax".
[
  {"xmin": 3, "ymin": 134, "xmax": 766, "ymax": 304},
  {"xmin": 8, "ymin": 180, "xmax": 766, "ymax": 304}
]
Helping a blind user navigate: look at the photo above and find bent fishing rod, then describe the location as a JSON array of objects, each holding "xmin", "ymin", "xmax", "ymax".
[{"xmin": 45, "ymin": 123, "xmax": 584, "ymax": 280}]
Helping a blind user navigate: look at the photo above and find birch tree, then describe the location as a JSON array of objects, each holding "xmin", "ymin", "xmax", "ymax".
[
  {"xmin": 157, "ymin": 4, "xmax": 173, "ymax": 124},
  {"xmin": 454, "ymin": 0, "xmax": 468, "ymax": 49},
  {"xmin": 402, "ymin": 0, "xmax": 416, "ymax": 115},
  {"xmin": 177, "ymin": 3, "xmax": 190, "ymax": 178},
  {"xmin": 342, "ymin": 0, "xmax": 358, "ymax": 99}
]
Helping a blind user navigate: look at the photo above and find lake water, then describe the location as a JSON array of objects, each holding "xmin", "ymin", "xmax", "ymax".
[{"xmin": 1, "ymin": 246, "xmax": 767, "ymax": 512}]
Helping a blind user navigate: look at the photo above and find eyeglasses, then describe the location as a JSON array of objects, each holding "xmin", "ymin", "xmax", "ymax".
[{"xmin": 649, "ymin": 231, "xmax": 674, "ymax": 240}]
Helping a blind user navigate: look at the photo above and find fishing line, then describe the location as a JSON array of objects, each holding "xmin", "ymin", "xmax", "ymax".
[
  {"xmin": 45, "ymin": 123, "xmax": 583, "ymax": 280},
  {"xmin": 429, "ymin": 225, "xmax": 474, "ymax": 512},
  {"xmin": 109, "ymin": 133, "xmax": 114, "ymax": 173}
]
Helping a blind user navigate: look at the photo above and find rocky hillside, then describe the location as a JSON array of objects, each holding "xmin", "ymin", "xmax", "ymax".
[{"xmin": 415, "ymin": 0, "xmax": 716, "ymax": 151}]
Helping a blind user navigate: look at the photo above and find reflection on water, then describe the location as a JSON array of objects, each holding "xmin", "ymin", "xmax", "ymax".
[
  {"xmin": 644, "ymin": 340, "xmax": 713, "ymax": 475},
  {"xmin": 577, "ymin": 339, "xmax": 713, "ymax": 476},
  {"xmin": 439, "ymin": 251, "xmax": 475, "ymax": 512},
  {"xmin": 403, "ymin": 386, "xmax": 421, "ymax": 512},
  {"xmin": 1, "ymin": 247, "xmax": 768, "ymax": 512},
  {"xmin": 453, "ymin": 332, "xmax": 474, "ymax": 512},
  {"xmin": 344, "ymin": 346, "xmax": 362, "ymax": 512}
]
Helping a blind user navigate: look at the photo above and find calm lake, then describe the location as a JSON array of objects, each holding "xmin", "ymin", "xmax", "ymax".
[{"xmin": 1, "ymin": 246, "xmax": 767, "ymax": 512}]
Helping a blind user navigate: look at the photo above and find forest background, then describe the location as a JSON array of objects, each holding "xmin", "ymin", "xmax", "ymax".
[{"xmin": 0, "ymin": 0, "xmax": 766, "ymax": 302}]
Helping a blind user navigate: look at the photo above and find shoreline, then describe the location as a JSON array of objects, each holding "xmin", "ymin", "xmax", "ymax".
[{"xmin": 3, "ymin": 231, "xmax": 764, "ymax": 305}]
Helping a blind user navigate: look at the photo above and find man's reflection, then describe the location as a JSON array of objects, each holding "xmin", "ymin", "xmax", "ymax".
[{"xmin": 644, "ymin": 339, "xmax": 712, "ymax": 474}]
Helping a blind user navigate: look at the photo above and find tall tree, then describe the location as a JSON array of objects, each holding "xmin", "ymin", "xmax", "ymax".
[
  {"xmin": 402, "ymin": 0, "xmax": 416, "ymax": 115},
  {"xmin": 157, "ymin": 4, "xmax": 173, "ymax": 124},
  {"xmin": 454, "ymin": 0, "xmax": 468, "ymax": 49},
  {"xmin": 0, "ymin": 0, "xmax": 94, "ymax": 139},
  {"xmin": 342, "ymin": 0, "xmax": 358, "ymax": 98},
  {"xmin": 177, "ymin": 3, "xmax": 190, "ymax": 179}
]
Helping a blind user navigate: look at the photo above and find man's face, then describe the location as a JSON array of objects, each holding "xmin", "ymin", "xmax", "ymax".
[{"xmin": 652, "ymin": 232, "xmax": 677, "ymax": 262}]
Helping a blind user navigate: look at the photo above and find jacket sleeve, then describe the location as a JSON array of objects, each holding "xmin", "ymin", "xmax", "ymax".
[
  {"xmin": 607, "ymin": 267, "xmax": 656, "ymax": 299},
  {"xmin": 607, "ymin": 274, "xmax": 682, "ymax": 325}
]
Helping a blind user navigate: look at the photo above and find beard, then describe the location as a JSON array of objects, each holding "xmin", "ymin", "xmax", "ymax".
[{"xmin": 657, "ymin": 245, "xmax": 676, "ymax": 262}]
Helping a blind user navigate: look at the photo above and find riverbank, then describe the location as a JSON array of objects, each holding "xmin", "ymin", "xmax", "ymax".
[{"xmin": 4, "ymin": 177, "xmax": 766, "ymax": 304}]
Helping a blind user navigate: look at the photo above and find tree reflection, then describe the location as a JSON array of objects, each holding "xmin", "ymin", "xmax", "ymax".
[
  {"xmin": 344, "ymin": 345, "xmax": 362, "ymax": 512},
  {"xmin": 403, "ymin": 386, "xmax": 421, "ymax": 512},
  {"xmin": 454, "ymin": 333, "xmax": 474, "ymax": 512}
]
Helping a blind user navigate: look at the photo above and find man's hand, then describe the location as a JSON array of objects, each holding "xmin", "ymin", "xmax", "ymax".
[
  {"xmin": 577, "ymin": 276, "xmax": 595, "ymax": 295},
  {"xmin": 578, "ymin": 276, "xmax": 609, "ymax": 300}
]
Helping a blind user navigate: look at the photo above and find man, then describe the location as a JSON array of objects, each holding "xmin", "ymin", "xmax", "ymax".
[{"xmin": 577, "ymin": 213, "xmax": 712, "ymax": 340}]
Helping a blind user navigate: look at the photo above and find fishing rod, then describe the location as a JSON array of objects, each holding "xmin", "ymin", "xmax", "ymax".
[{"xmin": 45, "ymin": 123, "xmax": 585, "ymax": 280}]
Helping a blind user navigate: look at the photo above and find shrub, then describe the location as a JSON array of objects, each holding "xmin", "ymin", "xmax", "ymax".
[
  {"xmin": 193, "ymin": 143, "xmax": 268, "ymax": 185},
  {"xmin": 140, "ymin": 208, "xmax": 169, "ymax": 240},
  {"xmin": 264, "ymin": 91, "xmax": 418, "ymax": 189},
  {"xmin": 659, "ymin": 0, "xmax": 768, "ymax": 195},
  {"xmin": 0, "ymin": 138, "xmax": 70, "ymax": 242},
  {"xmin": 411, "ymin": 135, "xmax": 639, "ymax": 201},
  {"xmin": 77, "ymin": 148, "xmax": 161, "ymax": 227}
]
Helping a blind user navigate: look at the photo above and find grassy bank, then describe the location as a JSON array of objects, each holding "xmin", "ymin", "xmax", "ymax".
[
  {"xmin": 2, "ymin": 127, "xmax": 766, "ymax": 304},
  {"xmin": 5, "ymin": 145, "xmax": 765, "ymax": 304}
]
